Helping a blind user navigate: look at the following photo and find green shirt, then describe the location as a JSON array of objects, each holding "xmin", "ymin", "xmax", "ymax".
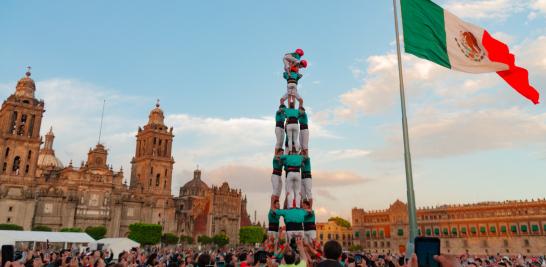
[
  {"xmin": 280, "ymin": 154, "xmax": 304, "ymax": 168},
  {"xmin": 276, "ymin": 110, "xmax": 286, "ymax": 123},
  {"xmin": 283, "ymin": 71, "xmax": 302, "ymax": 81},
  {"xmin": 275, "ymin": 208, "xmax": 310, "ymax": 223},
  {"xmin": 292, "ymin": 52, "xmax": 301, "ymax": 60},
  {"xmin": 302, "ymin": 157, "xmax": 311, "ymax": 172},
  {"xmin": 298, "ymin": 112, "xmax": 308, "ymax": 125},
  {"xmin": 269, "ymin": 209, "xmax": 280, "ymax": 224},
  {"xmin": 285, "ymin": 108, "xmax": 299, "ymax": 119},
  {"xmin": 304, "ymin": 210, "xmax": 315, "ymax": 224},
  {"xmin": 273, "ymin": 157, "xmax": 283, "ymax": 171}
]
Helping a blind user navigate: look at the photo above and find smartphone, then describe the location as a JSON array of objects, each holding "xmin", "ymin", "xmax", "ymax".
[
  {"xmin": 217, "ymin": 261, "xmax": 226, "ymax": 267},
  {"xmin": 355, "ymin": 254, "xmax": 363, "ymax": 264},
  {"xmin": 414, "ymin": 237, "xmax": 440, "ymax": 267}
]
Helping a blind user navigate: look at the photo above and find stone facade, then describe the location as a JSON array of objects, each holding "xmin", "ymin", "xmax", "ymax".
[
  {"xmin": 316, "ymin": 221, "xmax": 355, "ymax": 249},
  {"xmin": 352, "ymin": 199, "xmax": 546, "ymax": 255},
  {"xmin": 174, "ymin": 169, "xmax": 252, "ymax": 244},
  {"xmin": 0, "ymin": 71, "xmax": 250, "ymax": 243}
]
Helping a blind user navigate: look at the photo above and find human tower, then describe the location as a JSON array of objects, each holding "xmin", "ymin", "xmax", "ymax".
[{"xmin": 268, "ymin": 49, "xmax": 316, "ymax": 245}]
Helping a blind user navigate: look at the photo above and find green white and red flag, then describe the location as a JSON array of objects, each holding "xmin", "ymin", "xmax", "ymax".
[{"xmin": 400, "ymin": 0, "xmax": 540, "ymax": 104}]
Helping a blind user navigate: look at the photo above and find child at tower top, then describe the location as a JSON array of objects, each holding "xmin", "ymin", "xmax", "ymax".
[{"xmin": 283, "ymin": 48, "xmax": 305, "ymax": 74}]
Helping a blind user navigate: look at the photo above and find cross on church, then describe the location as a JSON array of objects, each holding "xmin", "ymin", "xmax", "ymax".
[{"xmin": 26, "ymin": 66, "xmax": 31, "ymax": 77}]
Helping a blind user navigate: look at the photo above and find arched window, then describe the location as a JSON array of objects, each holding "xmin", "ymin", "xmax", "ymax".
[
  {"xmin": 12, "ymin": 156, "xmax": 21, "ymax": 174},
  {"xmin": 17, "ymin": 114, "xmax": 27, "ymax": 136},
  {"xmin": 5, "ymin": 147, "xmax": 10, "ymax": 158},
  {"xmin": 27, "ymin": 150, "xmax": 32, "ymax": 160},
  {"xmin": 156, "ymin": 174, "xmax": 160, "ymax": 186}
]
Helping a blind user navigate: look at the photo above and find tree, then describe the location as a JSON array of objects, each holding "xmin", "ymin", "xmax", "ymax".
[
  {"xmin": 349, "ymin": 244, "xmax": 363, "ymax": 252},
  {"xmin": 85, "ymin": 226, "xmax": 107, "ymax": 240},
  {"xmin": 328, "ymin": 217, "xmax": 351, "ymax": 228},
  {"xmin": 128, "ymin": 223, "xmax": 162, "ymax": 245},
  {"xmin": 162, "ymin": 233, "xmax": 179, "ymax": 245},
  {"xmin": 0, "ymin": 224, "xmax": 23, "ymax": 231},
  {"xmin": 32, "ymin": 225, "xmax": 52, "ymax": 232},
  {"xmin": 212, "ymin": 234, "xmax": 229, "ymax": 247},
  {"xmin": 197, "ymin": 235, "xmax": 212, "ymax": 245},
  {"xmin": 60, "ymin": 227, "xmax": 82, "ymax": 232},
  {"xmin": 180, "ymin": 235, "xmax": 194, "ymax": 244},
  {"xmin": 239, "ymin": 226, "xmax": 265, "ymax": 244}
]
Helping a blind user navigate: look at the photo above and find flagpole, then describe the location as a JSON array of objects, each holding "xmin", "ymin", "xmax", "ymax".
[{"xmin": 392, "ymin": 0, "xmax": 418, "ymax": 258}]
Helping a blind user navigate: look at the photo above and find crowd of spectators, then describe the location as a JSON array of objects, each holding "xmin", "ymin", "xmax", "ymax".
[{"xmin": 2, "ymin": 238, "xmax": 545, "ymax": 267}]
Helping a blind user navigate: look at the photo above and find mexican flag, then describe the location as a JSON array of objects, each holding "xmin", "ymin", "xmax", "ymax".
[{"xmin": 401, "ymin": 0, "xmax": 540, "ymax": 104}]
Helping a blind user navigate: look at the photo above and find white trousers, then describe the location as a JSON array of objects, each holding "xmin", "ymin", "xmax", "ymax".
[
  {"xmin": 283, "ymin": 53, "xmax": 299, "ymax": 73},
  {"xmin": 286, "ymin": 123, "xmax": 300, "ymax": 152},
  {"xmin": 275, "ymin": 127, "xmax": 285, "ymax": 149},
  {"xmin": 299, "ymin": 129, "xmax": 309, "ymax": 150},
  {"xmin": 285, "ymin": 171, "xmax": 302, "ymax": 209},
  {"xmin": 304, "ymin": 230, "xmax": 316, "ymax": 243},
  {"xmin": 301, "ymin": 178, "xmax": 312, "ymax": 201},
  {"xmin": 286, "ymin": 230, "xmax": 304, "ymax": 243},
  {"xmin": 281, "ymin": 84, "xmax": 302, "ymax": 104},
  {"xmin": 271, "ymin": 174, "xmax": 282, "ymax": 197}
]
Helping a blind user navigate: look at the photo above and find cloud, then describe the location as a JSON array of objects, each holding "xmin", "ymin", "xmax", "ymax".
[
  {"xmin": 442, "ymin": 0, "xmax": 527, "ymax": 20},
  {"xmin": 531, "ymin": 0, "xmax": 546, "ymax": 15},
  {"xmin": 373, "ymin": 107, "xmax": 546, "ymax": 160},
  {"xmin": 316, "ymin": 189, "xmax": 337, "ymax": 201},
  {"xmin": 203, "ymin": 165, "xmax": 371, "ymax": 193},
  {"xmin": 326, "ymin": 149, "xmax": 371, "ymax": 159},
  {"xmin": 333, "ymin": 53, "xmax": 447, "ymax": 118}
]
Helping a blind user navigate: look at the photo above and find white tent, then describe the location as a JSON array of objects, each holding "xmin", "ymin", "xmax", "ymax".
[
  {"xmin": 96, "ymin": 238, "xmax": 140, "ymax": 259},
  {"xmin": 0, "ymin": 230, "xmax": 95, "ymax": 248}
]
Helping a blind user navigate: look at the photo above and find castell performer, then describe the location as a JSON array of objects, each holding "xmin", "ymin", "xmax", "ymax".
[
  {"xmin": 298, "ymin": 107, "xmax": 309, "ymax": 154},
  {"xmin": 275, "ymin": 104, "xmax": 287, "ymax": 153},
  {"xmin": 279, "ymin": 152, "xmax": 305, "ymax": 209},
  {"xmin": 284, "ymin": 103, "xmax": 301, "ymax": 153},
  {"xmin": 281, "ymin": 49, "xmax": 307, "ymax": 108},
  {"xmin": 271, "ymin": 152, "xmax": 283, "ymax": 208},
  {"xmin": 302, "ymin": 200, "xmax": 316, "ymax": 243},
  {"xmin": 273, "ymin": 207, "xmax": 313, "ymax": 243},
  {"xmin": 301, "ymin": 155, "xmax": 312, "ymax": 207},
  {"xmin": 268, "ymin": 199, "xmax": 281, "ymax": 240}
]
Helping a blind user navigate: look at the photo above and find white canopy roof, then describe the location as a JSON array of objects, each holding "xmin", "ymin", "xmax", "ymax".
[{"xmin": 0, "ymin": 230, "xmax": 95, "ymax": 246}]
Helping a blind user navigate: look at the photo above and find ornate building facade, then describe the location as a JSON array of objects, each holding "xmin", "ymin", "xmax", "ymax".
[
  {"xmin": 316, "ymin": 221, "xmax": 355, "ymax": 249},
  {"xmin": 352, "ymin": 199, "xmax": 546, "ymax": 255},
  {"xmin": 0, "ymin": 71, "xmax": 250, "ymax": 243}
]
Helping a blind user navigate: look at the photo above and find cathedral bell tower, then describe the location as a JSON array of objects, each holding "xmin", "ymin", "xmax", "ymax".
[
  {"xmin": 0, "ymin": 68, "xmax": 45, "ymax": 180},
  {"xmin": 130, "ymin": 100, "xmax": 174, "ymax": 195}
]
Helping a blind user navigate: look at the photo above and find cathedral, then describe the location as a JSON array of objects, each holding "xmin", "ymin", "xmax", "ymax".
[{"xmin": 0, "ymin": 70, "xmax": 251, "ymax": 243}]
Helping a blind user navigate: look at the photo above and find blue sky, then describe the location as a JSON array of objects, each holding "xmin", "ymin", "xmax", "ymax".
[{"xmin": 1, "ymin": 0, "xmax": 545, "ymax": 223}]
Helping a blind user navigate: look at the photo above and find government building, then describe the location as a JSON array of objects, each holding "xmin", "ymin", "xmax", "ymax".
[
  {"xmin": 352, "ymin": 199, "xmax": 546, "ymax": 255},
  {"xmin": 0, "ymin": 70, "xmax": 251, "ymax": 243}
]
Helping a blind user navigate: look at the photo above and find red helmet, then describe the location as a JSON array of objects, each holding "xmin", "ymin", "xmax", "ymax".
[
  {"xmin": 295, "ymin": 48, "xmax": 304, "ymax": 56},
  {"xmin": 300, "ymin": 60, "xmax": 308, "ymax": 68}
]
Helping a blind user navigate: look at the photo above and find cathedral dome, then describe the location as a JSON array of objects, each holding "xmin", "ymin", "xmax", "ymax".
[
  {"xmin": 180, "ymin": 169, "xmax": 209, "ymax": 196},
  {"xmin": 15, "ymin": 69, "xmax": 36, "ymax": 99},
  {"xmin": 148, "ymin": 100, "xmax": 165, "ymax": 126},
  {"xmin": 37, "ymin": 153, "xmax": 64, "ymax": 169},
  {"xmin": 37, "ymin": 127, "xmax": 64, "ymax": 170}
]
